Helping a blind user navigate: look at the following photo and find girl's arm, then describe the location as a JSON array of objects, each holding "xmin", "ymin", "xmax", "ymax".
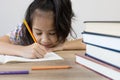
[
  {"xmin": 49, "ymin": 39, "xmax": 86, "ymax": 51},
  {"xmin": 63, "ymin": 39, "xmax": 86, "ymax": 50},
  {"xmin": 0, "ymin": 35, "xmax": 21, "ymax": 56},
  {"xmin": 0, "ymin": 35, "xmax": 47, "ymax": 58}
]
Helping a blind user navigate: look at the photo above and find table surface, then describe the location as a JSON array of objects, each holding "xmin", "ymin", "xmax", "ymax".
[{"xmin": 0, "ymin": 50, "xmax": 109, "ymax": 80}]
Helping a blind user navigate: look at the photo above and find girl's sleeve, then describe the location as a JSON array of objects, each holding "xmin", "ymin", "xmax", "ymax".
[{"xmin": 7, "ymin": 23, "xmax": 23, "ymax": 45}]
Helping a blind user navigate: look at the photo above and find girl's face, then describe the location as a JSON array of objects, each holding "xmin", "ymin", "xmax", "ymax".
[{"xmin": 32, "ymin": 10, "xmax": 58, "ymax": 48}]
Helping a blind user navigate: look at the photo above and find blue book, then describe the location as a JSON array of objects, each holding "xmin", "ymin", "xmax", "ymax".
[
  {"xmin": 83, "ymin": 32, "xmax": 120, "ymax": 52},
  {"xmin": 85, "ymin": 44, "xmax": 120, "ymax": 69}
]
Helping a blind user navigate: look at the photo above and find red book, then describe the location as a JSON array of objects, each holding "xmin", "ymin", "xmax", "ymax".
[{"xmin": 75, "ymin": 53, "xmax": 120, "ymax": 80}]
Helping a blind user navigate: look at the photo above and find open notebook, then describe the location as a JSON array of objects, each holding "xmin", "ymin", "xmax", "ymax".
[{"xmin": 0, "ymin": 52, "xmax": 63, "ymax": 64}]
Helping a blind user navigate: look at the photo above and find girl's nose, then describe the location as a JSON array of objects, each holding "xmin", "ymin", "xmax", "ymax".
[{"xmin": 40, "ymin": 34, "xmax": 50, "ymax": 44}]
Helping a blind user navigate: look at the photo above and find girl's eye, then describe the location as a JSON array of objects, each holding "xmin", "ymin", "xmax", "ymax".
[
  {"xmin": 36, "ymin": 33, "xmax": 42, "ymax": 35},
  {"xmin": 49, "ymin": 32, "xmax": 56, "ymax": 35}
]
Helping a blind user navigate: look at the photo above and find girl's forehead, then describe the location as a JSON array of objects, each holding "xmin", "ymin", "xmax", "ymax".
[
  {"xmin": 33, "ymin": 9, "xmax": 54, "ymax": 19},
  {"xmin": 32, "ymin": 9, "xmax": 55, "ymax": 31}
]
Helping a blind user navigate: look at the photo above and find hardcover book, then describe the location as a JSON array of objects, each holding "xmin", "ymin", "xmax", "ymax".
[
  {"xmin": 76, "ymin": 53, "xmax": 120, "ymax": 80},
  {"xmin": 86, "ymin": 44, "xmax": 120, "ymax": 68},
  {"xmin": 83, "ymin": 32, "xmax": 120, "ymax": 52},
  {"xmin": 84, "ymin": 21, "xmax": 120, "ymax": 37}
]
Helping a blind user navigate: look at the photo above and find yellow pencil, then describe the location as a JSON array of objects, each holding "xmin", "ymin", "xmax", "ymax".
[{"xmin": 23, "ymin": 19, "xmax": 37, "ymax": 43}]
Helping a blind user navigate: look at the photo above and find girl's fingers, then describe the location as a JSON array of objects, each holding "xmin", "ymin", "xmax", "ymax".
[
  {"xmin": 33, "ymin": 43, "xmax": 47, "ymax": 58},
  {"xmin": 33, "ymin": 48, "xmax": 44, "ymax": 58},
  {"xmin": 36, "ymin": 43, "xmax": 47, "ymax": 54}
]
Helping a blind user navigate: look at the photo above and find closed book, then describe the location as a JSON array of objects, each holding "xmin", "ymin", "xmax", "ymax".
[
  {"xmin": 83, "ymin": 32, "xmax": 120, "ymax": 52},
  {"xmin": 76, "ymin": 53, "xmax": 120, "ymax": 80},
  {"xmin": 86, "ymin": 44, "xmax": 120, "ymax": 69},
  {"xmin": 84, "ymin": 21, "xmax": 120, "ymax": 37}
]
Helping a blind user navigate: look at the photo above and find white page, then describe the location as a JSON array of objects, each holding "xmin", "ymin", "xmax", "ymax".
[{"xmin": 0, "ymin": 52, "xmax": 63, "ymax": 64}]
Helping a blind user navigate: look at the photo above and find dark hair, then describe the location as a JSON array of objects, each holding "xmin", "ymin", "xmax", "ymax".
[{"xmin": 21, "ymin": 0, "xmax": 75, "ymax": 45}]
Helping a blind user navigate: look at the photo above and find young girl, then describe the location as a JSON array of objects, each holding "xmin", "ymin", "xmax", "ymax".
[{"xmin": 0, "ymin": 0, "xmax": 86, "ymax": 59}]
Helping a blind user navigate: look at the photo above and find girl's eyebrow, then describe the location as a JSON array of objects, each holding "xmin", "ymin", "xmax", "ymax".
[{"xmin": 33, "ymin": 28, "xmax": 41, "ymax": 31}]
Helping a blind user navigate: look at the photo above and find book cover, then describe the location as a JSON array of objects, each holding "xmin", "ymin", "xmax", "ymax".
[
  {"xmin": 75, "ymin": 53, "xmax": 120, "ymax": 80},
  {"xmin": 83, "ymin": 32, "xmax": 120, "ymax": 52},
  {"xmin": 0, "ymin": 52, "xmax": 63, "ymax": 64},
  {"xmin": 84, "ymin": 21, "xmax": 120, "ymax": 37},
  {"xmin": 86, "ymin": 44, "xmax": 120, "ymax": 69}
]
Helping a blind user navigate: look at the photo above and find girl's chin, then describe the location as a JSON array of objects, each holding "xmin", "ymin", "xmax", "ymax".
[
  {"xmin": 44, "ymin": 45, "xmax": 54, "ymax": 48},
  {"xmin": 45, "ymin": 45, "xmax": 57, "ymax": 49}
]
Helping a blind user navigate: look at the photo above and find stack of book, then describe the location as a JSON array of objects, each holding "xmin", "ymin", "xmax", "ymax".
[{"xmin": 76, "ymin": 21, "xmax": 120, "ymax": 80}]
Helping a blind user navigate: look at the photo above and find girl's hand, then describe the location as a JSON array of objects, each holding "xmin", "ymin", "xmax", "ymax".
[{"xmin": 19, "ymin": 43, "xmax": 47, "ymax": 59}]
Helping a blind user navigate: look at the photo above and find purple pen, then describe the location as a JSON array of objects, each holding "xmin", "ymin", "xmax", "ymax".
[{"xmin": 0, "ymin": 70, "xmax": 29, "ymax": 75}]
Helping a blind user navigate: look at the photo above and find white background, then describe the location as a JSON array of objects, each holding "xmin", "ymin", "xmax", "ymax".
[{"xmin": 0, "ymin": 0, "xmax": 120, "ymax": 38}]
